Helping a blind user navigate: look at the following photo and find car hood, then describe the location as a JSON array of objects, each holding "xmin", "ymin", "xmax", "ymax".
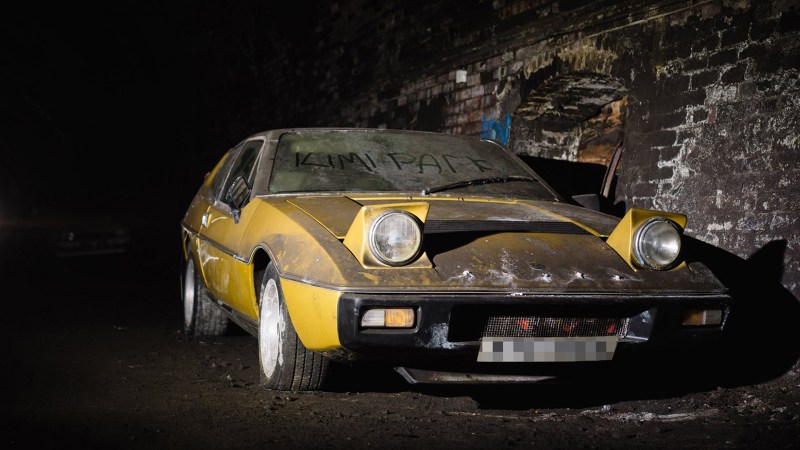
[{"xmin": 261, "ymin": 195, "xmax": 726, "ymax": 294}]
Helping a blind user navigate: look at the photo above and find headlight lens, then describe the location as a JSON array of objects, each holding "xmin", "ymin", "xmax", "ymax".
[
  {"xmin": 369, "ymin": 211, "xmax": 422, "ymax": 266},
  {"xmin": 633, "ymin": 218, "xmax": 682, "ymax": 270}
]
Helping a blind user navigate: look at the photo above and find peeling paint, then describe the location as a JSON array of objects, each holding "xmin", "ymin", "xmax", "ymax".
[
  {"xmin": 608, "ymin": 268, "xmax": 638, "ymax": 282},
  {"xmin": 416, "ymin": 323, "xmax": 461, "ymax": 350},
  {"xmin": 359, "ymin": 272, "xmax": 382, "ymax": 285},
  {"xmin": 488, "ymin": 268, "xmax": 517, "ymax": 285},
  {"xmin": 565, "ymin": 269, "xmax": 591, "ymax": 285},
  {"xmin": 447, "ymin": 269, "xmax": 476, "ymax": 284},
  {"xmin": 707, "ymin": 221, "xmax": 734, "ymax": 231},
  {"xmin": 706, "ymin": 85, "xmax": 738, "ymax": 105},
  {"xmin": 487, "ymin": 250, "xmax": 520, "ymax": 287}
]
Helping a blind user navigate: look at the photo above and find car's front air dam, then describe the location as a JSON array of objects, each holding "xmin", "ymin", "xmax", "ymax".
[{"xmin": 336, "ymin": 292, "xmax": 730, "ymax": 364}]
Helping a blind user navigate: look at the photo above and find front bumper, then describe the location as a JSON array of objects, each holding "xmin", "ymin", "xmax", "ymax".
[{"xmin": 336, "ymin": 292, "xmax": 730, "ymax": 366}]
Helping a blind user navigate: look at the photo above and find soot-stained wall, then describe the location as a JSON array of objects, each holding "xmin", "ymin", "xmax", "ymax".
[{"xmin": 205, "ymin": 0, "xmax": 799, "ymax": 298}]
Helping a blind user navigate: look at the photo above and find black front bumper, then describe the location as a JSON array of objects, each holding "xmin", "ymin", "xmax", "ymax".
[{"xmin": 336, "ymin": 292, "xmax": 730, "ymax": 365}]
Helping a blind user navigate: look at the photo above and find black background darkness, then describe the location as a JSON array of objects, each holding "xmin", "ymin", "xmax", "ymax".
[
  {"xmin": 0, "ymin": 1, "xmax": 643, "ymax": 228},
  {"xmin": 1, "ymin": 2, "xmax": 280, "ymax": 225}
]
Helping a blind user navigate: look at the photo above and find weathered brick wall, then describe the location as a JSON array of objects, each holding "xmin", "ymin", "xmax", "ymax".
[
  {"xmin": 200, "ymin": 0, "xmax": 799, "ymax": 298},
  {"xmin": 614, "ymin": 2, "xmax": 800, "ymax": 299}
]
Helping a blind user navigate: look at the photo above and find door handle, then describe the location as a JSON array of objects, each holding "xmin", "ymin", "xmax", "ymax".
[{"xmin": 201, "ymin": 211, "xmax": 209, "ymax": 228}]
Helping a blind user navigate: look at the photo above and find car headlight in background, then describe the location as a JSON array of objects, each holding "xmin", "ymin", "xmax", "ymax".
[
  {"xmin": 368, "ymin": 210, "xmax": 422, "ymax": 266},
  {"xmin": 632, "ymin": 217, "xmax": 682, "ymax": 270}
]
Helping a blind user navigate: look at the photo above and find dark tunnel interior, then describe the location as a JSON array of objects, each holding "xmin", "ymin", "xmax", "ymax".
[{"xmin": 1, "ymin": 1, "xmax": 799, "ymax": 447}]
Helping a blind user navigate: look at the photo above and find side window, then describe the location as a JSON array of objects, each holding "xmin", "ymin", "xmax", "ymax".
[
  {"xmin": 218, "ymin": 140, "xmax": 264, "ymax": 203},
  {"xmin": 209, "ymin": 144, "xmax": 244, "ymax": 201}
]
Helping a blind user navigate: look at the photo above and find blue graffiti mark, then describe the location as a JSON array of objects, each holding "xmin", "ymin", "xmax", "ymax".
[{"xmin": 481, "ymin": 113, "xmax": 511, "ymax": 145}]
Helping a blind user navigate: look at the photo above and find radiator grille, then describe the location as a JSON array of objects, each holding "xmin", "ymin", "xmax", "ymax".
[{"xmin": 483, "ymin": 316, "xmax": 629, "ymax": 338}]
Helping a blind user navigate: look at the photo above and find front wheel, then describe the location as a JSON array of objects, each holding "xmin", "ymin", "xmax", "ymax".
[
  {"xmin": 258, "ymin": 263, "xmax": 328, "ymax": 391},
  {"xmin": 183, "ymin": 257, "xmax": 229, "ymax": 336}
]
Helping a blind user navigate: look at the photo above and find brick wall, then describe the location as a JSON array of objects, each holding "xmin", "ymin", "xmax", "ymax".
[
  {"xmin": 615, "ymin": 1, "xmax": 800, "ymax": 300},
  {"xmin": 198, "ymin": 0, "xmax": 799, "ymax": 299}
]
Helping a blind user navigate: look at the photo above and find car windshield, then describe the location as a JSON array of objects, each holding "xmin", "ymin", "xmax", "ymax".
[{"xmin": 267, "ymin": 130, "xmax": 555, "ymax": 199}]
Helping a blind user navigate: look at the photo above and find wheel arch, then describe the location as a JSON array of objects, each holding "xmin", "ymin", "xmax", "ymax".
[
  {"xmin": 181, "ymin": 228, "xmax": 191, "ymax": 260},
  {"xmin": 251, "ymin": 245, "xmax": 272, "ymax": 306},
  {"xmin": 249, "ymin": 244, "xmax": 342, "ymax": 352}
]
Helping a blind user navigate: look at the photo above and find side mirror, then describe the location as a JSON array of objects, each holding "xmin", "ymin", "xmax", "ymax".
[
  {"xmin": 225, "ymin": 176, "xmax": 250, "ymax": 223},
  {"xmin": 572, "ymin": 193, "xmax": 600, "ymax": 211},
  {"xmin": 573, "ymin": 141, "xmax": 624, "ymax": 213}
]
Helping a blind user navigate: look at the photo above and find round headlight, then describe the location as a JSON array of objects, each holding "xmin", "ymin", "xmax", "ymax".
[
  {"xmin": 369, "ymin": 211, "xmax": 422, "ymax": 266},
  {"xmin": 633, "ymin": 218, "xmax": 682, "ymax": 270}
]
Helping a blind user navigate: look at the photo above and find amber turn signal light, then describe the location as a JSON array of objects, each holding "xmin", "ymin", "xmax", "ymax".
[
  {"xmin": 361, "ymin": 308, "xmax": 415, "ymax": 328},
  {"xmin": 682, "ymin": 309, "xmax": 723, "ymax": 326}
]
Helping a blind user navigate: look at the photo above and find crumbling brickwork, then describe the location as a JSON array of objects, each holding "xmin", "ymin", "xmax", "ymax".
[
  {"xmin": 615, "ymin": 1, "xmax": 800, "ymax": 299},
  {"xmin": 203, "ymin": 0, "xmax": 799, "ymax": 298}
]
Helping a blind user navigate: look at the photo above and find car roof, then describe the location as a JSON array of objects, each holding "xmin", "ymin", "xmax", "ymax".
[{"xmin": 241, "ymin": 128, "xmax": 503, "ymax": 145}]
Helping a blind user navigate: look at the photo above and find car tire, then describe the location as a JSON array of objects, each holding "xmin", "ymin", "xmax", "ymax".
[
  {"xmin": 183, "ymin": 257, "xmax": 229, "ymax": 336},
  {"xmin": 258, "ymin": 263, "xmax": 328, "ymax": 391}
]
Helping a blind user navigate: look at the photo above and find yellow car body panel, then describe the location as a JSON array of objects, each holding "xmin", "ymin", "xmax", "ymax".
[
  {"xmin": 280, "ymin": 278, "xmax": 342, "ymax": 351},
  {"xmin": 239, "ymin": 199, "xmax": 350, "ymax": 286},
  {"xmin": 192, "ymin": 198, "xmax": 266, "ymax": 320},
  {"xmin": 287, "ymin": 196, "xmax": 363, "ymax": 239}
]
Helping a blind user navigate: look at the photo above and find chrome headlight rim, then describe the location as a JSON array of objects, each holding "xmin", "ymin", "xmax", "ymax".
[
  {"xmin": 632, "ymin": 217, "xmax": 682, "ymax": 270},
  {"xmin": 368, "ymin": 210, "xmax": 423, "ymax": 266}
]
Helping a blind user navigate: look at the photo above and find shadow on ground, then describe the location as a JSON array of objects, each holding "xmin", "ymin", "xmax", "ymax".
[{"xmin": 684, "ymin": 238, "xmax": 800, "ymax": 385}]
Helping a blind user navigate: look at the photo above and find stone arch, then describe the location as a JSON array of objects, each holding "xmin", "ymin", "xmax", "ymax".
[
  {"xmin": 505, "ymin": 58, "xmax": 628, "ymax": 165},
  {"xmin": 486, "ymin": 40, "xmax": 629, "ymax": 167}
]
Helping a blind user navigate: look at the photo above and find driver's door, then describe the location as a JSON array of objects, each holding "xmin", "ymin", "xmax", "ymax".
[{"xmin": 197, "ymin": 139, "xmax": 264, "ymax": 316}]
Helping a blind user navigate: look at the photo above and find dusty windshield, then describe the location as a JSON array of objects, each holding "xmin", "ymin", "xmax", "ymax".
[{"xmin": 268, "ymin": 130, "xmax": 554, "ymax": 199}]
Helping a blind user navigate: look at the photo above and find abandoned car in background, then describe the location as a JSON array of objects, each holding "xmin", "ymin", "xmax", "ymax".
[{"xmin": 181, "ymin": 128, "xmax": 730, "ymax": 390}]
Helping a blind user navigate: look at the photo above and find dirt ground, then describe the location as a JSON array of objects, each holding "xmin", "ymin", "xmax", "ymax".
[{"xmin": 2, "ymin": 229, "xmax": 799, "ymax": 449}]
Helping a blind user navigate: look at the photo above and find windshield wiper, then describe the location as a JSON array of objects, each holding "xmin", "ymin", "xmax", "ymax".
[{"xmin": 420, "ymin": 175, "xmax": 538, "ymax": 196}]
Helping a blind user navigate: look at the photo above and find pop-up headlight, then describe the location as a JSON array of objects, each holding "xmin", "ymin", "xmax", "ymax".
[
  {"xmin": 368, "ymin": 211, "xmax": 423, "ymax": 266},
  {"xmin": 632, "ymin": 217, "xmax": 682, "ymax": 270}
]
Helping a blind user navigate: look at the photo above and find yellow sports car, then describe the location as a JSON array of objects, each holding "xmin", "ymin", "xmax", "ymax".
[{"xmin": 181, "ymin": 128, "xmax": 729, "ymax": 390}]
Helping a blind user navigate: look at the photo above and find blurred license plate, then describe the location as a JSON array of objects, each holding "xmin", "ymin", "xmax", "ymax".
[{"xmin": 477, "ymin": 336, "xmax": 617, "ymax": 362}]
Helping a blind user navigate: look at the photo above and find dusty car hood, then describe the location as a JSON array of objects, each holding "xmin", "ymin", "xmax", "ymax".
[
  {"xmin": 287, "ymin": 196, "xmax": 619, "ymax": 238},
  {"xmin": 270, "ymin": 195, "xmax": 726, "ymax": 294}
]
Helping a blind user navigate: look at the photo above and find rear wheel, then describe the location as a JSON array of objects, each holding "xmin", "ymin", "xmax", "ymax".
[
  {"xmin": 183, "ymin": 257, "xmax": 228, "ymax": 336},
  {"xmin": 259, "ymin": 263, "xmax": 328, "ymax": 391}
]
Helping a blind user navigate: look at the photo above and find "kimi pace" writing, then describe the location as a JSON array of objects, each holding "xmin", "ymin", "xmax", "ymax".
[{"xmin": 295, "ymin": 152, "xmax": 493, "ymax": 174}]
